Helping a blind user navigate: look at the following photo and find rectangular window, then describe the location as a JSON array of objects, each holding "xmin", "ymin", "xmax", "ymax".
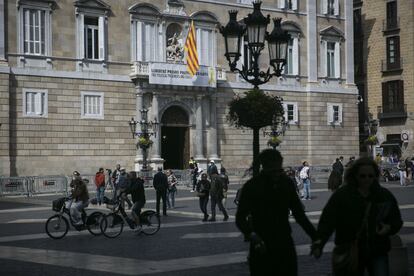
[
  {"xmin": 333, "ymin": 105, "xmax": 339, "ymax": 122},
  {"xmin": 139, "ymin": 22, "xmax": 156, "ymax": 62},
  {"xmin": 327, "ymin": 103, "xmax": 342, "ymax": 125},
  {"xmin": 285, "ymin": 39, "xmax": 293, "ymax": 75},
  {"xmin": 23, "ymin": 89, "xmax": 47, "ymax": 117},
  {"xmin": 327, "ymin": 42, "xmax": 335, "ymax": 77},
  {"xmin": 23, "ymin": 9, "xmax": 45, "ymax": 55},
  {"xmin": 386, "ymin": 1, "xmax": 398, "ymax": 29},
  {"xmin": 386, "ymin": 36, "xmax": 400, "ymax": 69},
  {"xmin": 81, "ymin": 92, "xmax": 104, "ymax": 119},
  {"xmin": 327, "ymin": 0, "xmax": 335, "ymax": 15},
  {"xmin": 197, "ymin": 29, "xmax": 213, "ymax": 66},
  {"xmin": 283, "ymin": 102, "xmax": 298, "ymax": 124},
  {"xmin": 382, "ymin": 81, "xmax": 404, "ymax": 113},
  {"xmin": 84, "ymin": 17, "xmax": 99, "ymax": 60}
]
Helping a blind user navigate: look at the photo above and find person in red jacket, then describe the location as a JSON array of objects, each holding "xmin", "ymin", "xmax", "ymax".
[{"xmin": 95, "ymin": 168, "xmax": 106, "ymax": 205}]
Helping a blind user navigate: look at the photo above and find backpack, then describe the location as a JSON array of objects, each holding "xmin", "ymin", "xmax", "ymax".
[{"xmin": 299, "ymin": 167, "xmax": 309, "ymax": 180}]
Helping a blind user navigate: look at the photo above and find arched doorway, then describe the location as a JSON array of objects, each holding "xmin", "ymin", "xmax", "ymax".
[{"xmin": 161, "ymin": 106, "xmax": 190, "ymax": 169}]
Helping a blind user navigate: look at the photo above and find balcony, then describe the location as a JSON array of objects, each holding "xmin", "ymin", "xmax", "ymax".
[
  {"xmin": 377, "ymin": 104, "xmax": 407, "ymax": 120},
  {"xmin": 383, "ymin": 17, "xmax": 400, "ymax": 33},
  {"xmin": 381, "ymin": 58, "xmax": 403, "ymax": 73}
]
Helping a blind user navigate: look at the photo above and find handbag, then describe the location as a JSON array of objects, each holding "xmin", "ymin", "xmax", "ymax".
[{"xmin": 332, "ymin": 202, "xmax": 372, "ymax": 275}]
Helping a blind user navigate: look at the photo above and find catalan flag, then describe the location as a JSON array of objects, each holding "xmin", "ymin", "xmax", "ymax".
[{"xmin": 185, "ymin": 21, "xmax": 199, "ymax": 76}]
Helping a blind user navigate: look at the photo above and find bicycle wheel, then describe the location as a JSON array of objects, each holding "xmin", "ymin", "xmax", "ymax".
[
  {"xmin": 140, "ymin": 210, "xmax": 160, "ymax": 235},
  {"xmin": 45, "ymin": 214, "xmax": 69, "ymax": 239},
  {"xmin": 100, "ymin": 213, "xmax": 124, "ymax": 238},
  {"xmin": 86, "ymin": 211, "xmax": 104, "ymax": 236}
]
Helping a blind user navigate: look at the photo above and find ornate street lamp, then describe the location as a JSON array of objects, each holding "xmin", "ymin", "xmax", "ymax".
[
  {"xmin": 220, "ymin": 1, "xmax": 291, "ymax": 89},
  {"xmin": 129, "ymin": 109, "xmax": 159, "ymax": 171}
]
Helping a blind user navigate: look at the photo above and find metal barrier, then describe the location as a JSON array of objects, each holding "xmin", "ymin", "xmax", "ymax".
[
  {"xmin": 0, "ymin": 177, "xmax": 29, "ymax": 197},
  {"xmin": 27, "ymin": 175, "xmax": 68, "ymax": 196}
]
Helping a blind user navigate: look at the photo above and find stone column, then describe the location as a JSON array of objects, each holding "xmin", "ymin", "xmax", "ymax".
[
  {"xmin": 307, "ymin": 0, "xmax": 317, "ymax": 83},
  {"xmin": 134, "ymin": 85, "xmax": 143, "ymax": 171},
  {"xmin": 209, "ymin": 96, "xmax": 219, "ymax": 159},
  {"xmin": 151, "ymin": 92, "xmax": 161, "ymax": 159},
  {"xmin": 195, "ymin": 95, "xmax": 205, "ymax": 160},
  {"xmin": 344, "ymin": 0, "xmax": 355, "ymax": 85},
  {"xmin": 0, "ymin": 0, "xmax": 5, "ymax": 61}
]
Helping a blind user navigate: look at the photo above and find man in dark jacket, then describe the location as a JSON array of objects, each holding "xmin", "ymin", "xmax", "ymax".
[
  {"xmin": 128, "ymin": 171, "xmax": 146, "ymax": 227},
  {"xmin": 236, "ymin": 149, "xmax": 317, "ymax": 276},
  {"xmin": 153, "ymin": 167, "xmax": 168, "ymax": 216},
  {"xmin": 329, "ymin": 157, "xmax": 344, "ymax": 191}
]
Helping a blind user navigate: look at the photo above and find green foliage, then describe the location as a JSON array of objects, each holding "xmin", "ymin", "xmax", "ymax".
[
  {"xmin": 268, "ymin": 135, "xmax": 282, "ymax": 146},
  {"xmin": 364, "ymin": 135, "xmax": 378, "ymax": 145},
  {"xmin": 137, "ymin": 136, "xmax": 153, "ymax": 149},
  {"xmin": 227, "ymin": 89, "xmax": 284, "ymax": 129}
]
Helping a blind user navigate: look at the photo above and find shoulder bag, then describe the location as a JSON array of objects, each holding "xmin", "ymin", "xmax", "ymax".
[{"xmin": 332, "ymin": 202, "xmax": 372, "ymax": 275}]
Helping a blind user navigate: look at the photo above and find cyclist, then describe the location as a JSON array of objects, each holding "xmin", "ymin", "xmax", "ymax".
[
  {"xmin": 70, "ymin": 177, "xmax": 89, "ymax": 226},
  {"xmin": 128, "ymin": 171, "xmax": 146, "ymax": 230}
]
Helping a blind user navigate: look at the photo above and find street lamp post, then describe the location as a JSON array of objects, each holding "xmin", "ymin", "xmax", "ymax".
[
  {"xmin": 220, "ymin": 1, "xmax": 291, "ymax": 88},
  {"xmin": 363, "ymin": 119, "xmax": 378, "ymax": 159},
  {"xmin": 129, "ymin": 109, "xmax": 159, "ymax": 171},
  {"xmin": 220, "ymin": 0, "xmax": 290, "ymax": 176}
]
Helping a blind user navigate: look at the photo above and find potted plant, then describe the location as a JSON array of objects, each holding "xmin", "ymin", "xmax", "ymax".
[
  {"xmin": 267, "ymin": 135, "xmax": 282, "ymax": 148},
  {"xmin": 137, "ymin": 136, "xmax": 153, "ymax": 149},
  {"xmin": 364, "ymin": 135, "xmax": 378, "ymax": 145}
]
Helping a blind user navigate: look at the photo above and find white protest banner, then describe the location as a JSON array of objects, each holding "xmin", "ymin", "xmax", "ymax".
[{"xmin": 149, "ymin": 62, "xmax": 216, "ymax": 88}]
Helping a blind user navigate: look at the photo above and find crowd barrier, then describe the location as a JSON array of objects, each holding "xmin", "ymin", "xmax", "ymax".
[
  {"xmin": 27, "ymin": 175, "xmax": 69, "ymax": 196},
  {"xmin": 0, "ymin": 177, "xmax": 29, "ymax": 196}
]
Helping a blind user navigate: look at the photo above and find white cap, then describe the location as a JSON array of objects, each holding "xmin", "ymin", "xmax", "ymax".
[{"xmin": 210, "ymin": 160, "xmax": 215, "ymax": 163}]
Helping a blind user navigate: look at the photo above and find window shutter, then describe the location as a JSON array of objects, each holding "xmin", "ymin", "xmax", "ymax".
[
  {"xmin": 292, "ymin": 37, "xmax": 299, "ymax": 75},
  {"xmin": 283, "ymin": 103, "xmax": 288, "ymax": 122},
  {"xmin": 395, "ymin": 36, "xmax": 400, "ymax": 68},
  {"xmin": 322, "ymin": 0, "xmax": 328, "ymax": 14},
  {"xmin": 334, "ymin": 42, "xmax": 340, "ymax": 78},
  {"xmin": 79, "ymin": 14, "xmax": 85, "ymax": 59},
  {"xmin": 321, "ymin": 40, "xmax": 327, "ymax": 77},
  {"xmin": 293, "ymin": 103, "xmax": 299, "ymax": 124},
  {"xmin": 24, "ymin": 10, "xmax": 30, "ymax": 53},
  {"xmin": 381, "ymin": 82, "xmax": 388, "ymax": 110},
  {"xmin": 26, "ymin": 92, "xmax": 32, "ymax": 114},
  {"xmin": 98, "ymin": 16, "xmax": 105, "ymax": 60},
  {"xmin": 149, "ymin": 24, "xmax": 155, "ymax": 61},
  {"xmin": 292, "ymin": 0, "xmax": 298, "ymax": 11},
  {"xmin": 196, "ymin": 28, "xmax": 202, "ymax": 65},
  {"xmin": 334, "ymin": 0, "xmax": 340, "ymax": 16},
  {"xmin": 327, "ymin": 104, "xmax": 333, "ymax": 124},
  {"xmin": 279, "ymin": 0, "xmax": 286, "ymax": 9},
  {"xmin": 399, "ymin": 80, "xmax": 404, "ymax": 107},
  {"xmin": 338, "ymin": 104, "xmax": 343, "ymax": 124},
  {"xmin": 34, "ymin": 93, "xmax": 42, "ymax": 115}
]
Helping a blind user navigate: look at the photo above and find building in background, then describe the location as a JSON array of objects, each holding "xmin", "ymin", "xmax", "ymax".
[
  {"xmin": 0, "ymin": 0, "xmax": 358, "ymax": 176},
  {"xmin": 354, "ymin": 0, "xmax": 414, "ymax": 160}
]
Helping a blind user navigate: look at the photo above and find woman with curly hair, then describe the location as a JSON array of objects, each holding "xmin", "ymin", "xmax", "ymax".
[{"xmin": 312, "ymin": 157, "xmax": 403, "ymax": 276}]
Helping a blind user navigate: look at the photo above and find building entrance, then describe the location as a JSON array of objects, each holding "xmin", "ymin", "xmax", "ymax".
[{"xmin": 161, "ymin": 106, "xmax": 190, "ymax": 169}]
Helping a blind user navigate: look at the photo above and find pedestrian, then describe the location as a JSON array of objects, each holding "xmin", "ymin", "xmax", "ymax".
[
  {"xmin": 345, "ymin": 156, "xmax": 356, "ymax": 168},
  {"xmin": 207, "ymin": 160, "xmax": 218, "ymax": 180},
  {"xmin": 94, "ymin": 167, "xmax": 105, "ymax": 205},
  {"xmin": 397, "ymin": 159, "xmax": 406, "ymax": 186},
  {"xmin": 153, "ymin": 167, "xmax": 168, "ymax": 216},
  {"xmin": 196, "ymin": 173, "xmax": 211, "ymax": 222},
  {"xmin": 128, "ymin": 171, "xmax": 146, "ymax": 231},
  {"xmin": 209, "ymin": 169, "xmax": 229, "ymax": 222},
  {"xmin": 166, "ymin": 169, "xmax": 178, "ymax": 209},
  {"xmin": 406, "ymin": 167, "xmax": 412, "ymax": 186},
  {"xmin": 115, "ymin": 168, "xmax": 132, "ymax": 209},
  {"xmin": 328, "ymin": 157, "xmax": 344, "ymax": 192},
  {"xmin": 299, "ymin": 161, "xmax": 311, "ymax": 200},
  {"xmin": 111, "ymin": 164, "xmax": 121, "ymax": 186},
  {"xmin": 219, "ymin": 167, "xmax": 229, "ymax": 207},
  {"xmin": 236, "ymin": 149, "xmax": 318, "ymax": 276},
  {"xmin": 311, "ymin": 157, "xmax": 403, "ymax": 276},
  {"xmin": 189, "ymin": 157, "xmax": 199, "ymax": 192}
]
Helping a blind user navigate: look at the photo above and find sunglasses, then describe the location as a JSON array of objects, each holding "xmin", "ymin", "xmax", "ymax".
[{"xmin": 357, "ymin": 174, "xmax": 375, "ymax": 179}]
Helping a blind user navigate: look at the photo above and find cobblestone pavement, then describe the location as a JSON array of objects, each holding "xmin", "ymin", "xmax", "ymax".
[{"xmin": 0, "ymin": 180, "xmax": 413, "ymax": 275}]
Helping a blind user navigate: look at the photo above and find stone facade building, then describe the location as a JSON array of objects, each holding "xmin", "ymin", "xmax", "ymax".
[
  {"xmin": 354, "ymin": 0, "xmax": 414, "ymax": 159},
  {"xmin": 0, "ymin": 0, "xmax": 359, "ymax": 176}
]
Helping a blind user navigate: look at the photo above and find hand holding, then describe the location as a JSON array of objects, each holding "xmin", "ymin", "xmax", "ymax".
[
  {"xmin": 376, "ymin": 223, "xmax": 391, "ymax": 236},
  {"xmin": 310, "ymin": 240, "xmax": 322, "ymax": 259},
  {"xmin": 250, "ymin": 232, "xmax": 266, "ymax": 255}
]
